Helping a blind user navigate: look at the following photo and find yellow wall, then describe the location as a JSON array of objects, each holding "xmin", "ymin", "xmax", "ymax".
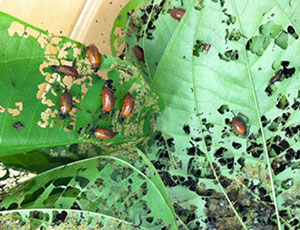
[{"xmin": 0, "ymin": 0, "xmax": 129, "ymax": 55}]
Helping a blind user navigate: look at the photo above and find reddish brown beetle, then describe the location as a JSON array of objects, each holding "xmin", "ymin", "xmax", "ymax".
[
  {"xmin": 203, "ymin": 44, "xmax": 211, "ymax": 53},
  {"xmin": 232, "ymin": 117, "xmax": 246, "ymax": 135},
  {"xmin": 170, "ymin": 8, "xmax": 185, "ymax": 21},
  {"xmin": 60, "ymin": 91, "xmax": 73, "ymax": 119},
  {"xmin": 102, "ymin": 87, "xmax": 115, "ymax": 113},
  {"xmin": 90, "ymin": 128, "xmax": 115, "ymax": 140},
  {"xmin": 270, "ymin": 70, "xmax": 283, "ymax": 84},
  {"xmin": 87, "ymin": 44, "xmax": 101, "ymax": 72},
  {"xmin": 52, "ymin": 65, "xmax": 78, "ymax": 78},
  {"xmin": 120, "ymin": 93, "xmax": 134, "ymax": 122},
  {"xmin": 132, "ymin": 45, "xmax": 144, "ymax": 61}
]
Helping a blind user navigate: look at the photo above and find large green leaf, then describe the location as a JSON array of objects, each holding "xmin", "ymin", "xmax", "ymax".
[
  {"xmin": 150, "ymin": 0, "xmax": 300, "ymax": 229},
  {"xmin": 0, "ymin": 148, "xmax": 177, "ymax": 229},
  {"xmin": 0, "ymin": 12, "xmax": 160, "ymax": 156}
]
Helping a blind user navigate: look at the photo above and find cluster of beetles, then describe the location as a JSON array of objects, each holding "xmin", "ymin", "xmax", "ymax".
[
  {"xmin": 13, "ymin": 7, "xmax": 283, "ymax": 138},
  {"xmin": 50, "ymin": 8, "xmax": 189, "ymax": 140},
  {"xmin": 52, "ymin": 44, "xmax": 134, "ymax": 140}
]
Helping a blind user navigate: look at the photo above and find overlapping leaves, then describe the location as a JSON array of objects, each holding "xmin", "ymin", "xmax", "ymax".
[
  {"xmin": 1, "ymin": 0, "xmax": 300, "ymax": 229},
  {"xmin": 0, "ymin": 11, "xmax": 160, "ymax": 157},
  {"xmin": 0, "ymin": 148, "xmax": 177, "ymax": 229}
]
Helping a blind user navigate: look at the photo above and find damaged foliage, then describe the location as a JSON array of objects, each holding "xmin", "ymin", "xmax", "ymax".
[
  {"xmin": 149, "ymin": 0, "xmax": 300, "ymax": 229},
  {"xmin": 0, "ymin": 11, "xmax": 160, "ymax": 156},
  {"xmin": 0, "ymin": 148, "xmax": 177, "ymax": 229}
]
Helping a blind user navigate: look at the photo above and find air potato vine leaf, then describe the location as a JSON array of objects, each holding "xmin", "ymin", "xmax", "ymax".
[
  {"xmin": 150, "ymin": 0, "xmax": 300, "ymax": 229},
  {"xmin": 0, "ymin": 148, "xmax": 177, "ymax": 229},
  {"xmin": 0, "ymin": 12, "xmax": 160, "ymax": 157}
]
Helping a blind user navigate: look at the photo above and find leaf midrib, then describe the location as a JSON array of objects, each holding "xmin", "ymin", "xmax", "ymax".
[
  {"xmin": 189, "ymin": 2, "xmax": 248, "ymax": 229},
  {"xmin": 273, "ymin": 0, "xmax": 300, "ymax": 35},
  {"xmin": 231, "ymin": 0, "xmax": 282, "ymax": 229}
]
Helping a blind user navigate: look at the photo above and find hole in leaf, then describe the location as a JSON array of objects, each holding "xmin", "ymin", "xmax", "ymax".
[
  {"xmin": 217, "ymin": 104, "xmax": 229, "ymax": 114},
  {"xmin": 53, "ymin": 177, "xmax": 72, "ymax": 187},
  {"xmin": 247, "ymin": 21, "xmax": 282, "ymax": 56},
  {"xmin": 159, "ymin": 171, "xmax": 177, "ymax": 187},
  {"xmin": 276, "ymin": 95, "xmax": 289, "ymax": 110},
  {"xmin": 8, "ymin": 203, "xmax": 18, "ymax": 210},
  {"xmin": 218, "ymin": 49, "xmax": 239, "ymax": 62},
  {"xmin": 232, "ymin": 142, "xmax": 241, "ymax": 149},
  {"xmin": 75, "ymin": 176, "xmax": 90, "ymax": 188},
  {"xmin": 53, "ymin": 211, "xmax": 67, "ymax": 226},
  {"xmin": 21, "ymin": 187, "xmax": 45, "ymax": 207},
  {"xmin": 287, "ymin": 25, "xmax": 299, "ymax": 39},
  {"xmin": 214, "ymin": 147, "xmax": 227, "ymax": 158}
]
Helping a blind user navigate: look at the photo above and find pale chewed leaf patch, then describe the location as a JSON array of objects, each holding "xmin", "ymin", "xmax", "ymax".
[{"xmin": 1, "ymin": 13, "xmax": 161, "ymax": 155}]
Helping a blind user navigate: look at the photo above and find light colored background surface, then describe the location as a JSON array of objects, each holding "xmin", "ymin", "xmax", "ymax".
[{"xmin": 0, "ymin": 0, "xmax": 129, "ymax": 55}]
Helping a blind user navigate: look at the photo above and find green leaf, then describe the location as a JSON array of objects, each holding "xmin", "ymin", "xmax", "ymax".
[
  {"xmin": 143, "ymin": 0, "xmax": 196, "ymax": 79},
  {"xmin": 0, "ymin": 209, "xmax": 149, "ymax": 230},
  {"xmin": 111, "ymin": 0, "xmax": 155, "ymax": 83},
  {"xmin": 110, "ymin": 0, "xmax": 150, "ymax": 57},
  {"xmin": 112, "ymin": 0, "xmax": 196, "ymax": 81},
  {"xmin": 0, "ymin": 150, "xmax": 75, "ymax": 173},
  {"xmin": 0, "ymin": 148, "xmax": 177, "ymax": 229},
  {"xmin": 0, "ymin": 11, "xmax": 160, "ymax": 156},
  {"xmin": 0, "ymin": 141, "xmax": 125, "ymax": 174},
  {"xmin": 150, "ymin": 0, "xmax": 300, "ymax": 229}
]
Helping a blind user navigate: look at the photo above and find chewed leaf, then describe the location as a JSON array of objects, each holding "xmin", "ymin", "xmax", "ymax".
[
  {"xmin": 0, "ymin": 210, "xmax": 150, "ymax": 229},
  {"xmin": 110, "ymin": 0, "xmax": 151, "ymax": 57},
  {"xmin": 0, "ymin": 148, "xmax": 177, "ymax": 229},
  {"xmin": 0, "ymin": 12, "xmax": 160, "ymax": 156},
  {"xmin": 112, "ymin": 0, "xmax": 196, "ymax": 81},
  {"xmin": 150, "ymin": 0, "xmax": 300, "ymax": 229},
  {"xmin": 143, "ymin": 0, "xmax": 197, "ymax": 79}
]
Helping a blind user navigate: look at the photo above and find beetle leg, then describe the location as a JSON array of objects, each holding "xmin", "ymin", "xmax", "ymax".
[{"xmin": 237, "ymin": 113, "xmax": 249, "ymax": 123}]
